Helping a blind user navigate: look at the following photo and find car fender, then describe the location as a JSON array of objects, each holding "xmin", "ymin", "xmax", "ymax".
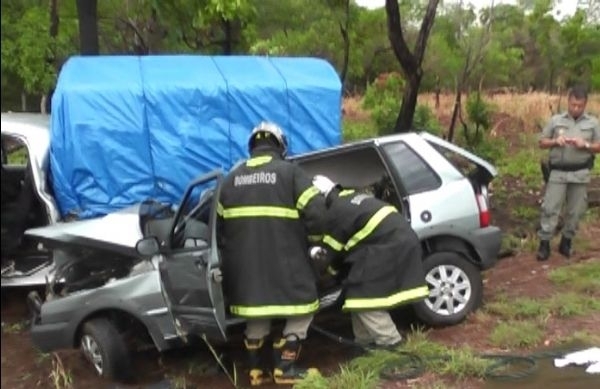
[
  {"xmin": 417, "ymin": 225, "xmax": 491, "ymax": 264},
  {"xmin": 69, "ymin": 294, "xmax": 174, "ymax": 351}
]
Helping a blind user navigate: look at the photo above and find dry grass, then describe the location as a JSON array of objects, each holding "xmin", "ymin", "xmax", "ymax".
[{"xmin": 344, "ymin": 92, "xmax": 600, "ymax": 137}]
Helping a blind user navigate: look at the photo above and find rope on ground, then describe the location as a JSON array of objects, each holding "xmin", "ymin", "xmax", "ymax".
[{"xmin": 310, "ymin": 323, "xmax": 578, "ymax": 382}]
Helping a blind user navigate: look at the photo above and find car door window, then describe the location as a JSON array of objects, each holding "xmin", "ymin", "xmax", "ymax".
[{"xmin": 383, "ymin": 141, "xmax": 441, "ymax": 195}]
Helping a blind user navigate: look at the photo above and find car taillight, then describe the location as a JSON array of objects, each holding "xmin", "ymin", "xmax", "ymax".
[{"xmin": 476, "ymin": 192, "xmax": 490, "ymax": 228}]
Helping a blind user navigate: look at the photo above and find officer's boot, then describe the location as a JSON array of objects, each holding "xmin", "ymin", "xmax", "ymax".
[
  {"xmin": 272, "ymin": 335, "xmax": 320, "ymax": 385},
  {"xmin": 536, "ymin": 240, "xmax": 550, "ymax": 261},
  {"xmin": 558, "ymin": 236, "xmax": 572, "ymax": 258},
  {"xmin": 244, "ymin": 338, "xmax": 272, "ymax": 386}
]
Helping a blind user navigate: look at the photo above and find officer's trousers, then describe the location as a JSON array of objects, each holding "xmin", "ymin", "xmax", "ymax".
[
  {"xmin": 244, "ymin": 314, "xmax": 314, "ymax": 340},
  {"xmin": 538, "ymin": 180, "xmax": 588, "ymax": 240},
  {"xmin": 351, "ymin": 310, "xmax": 402, "ymax": 346}
]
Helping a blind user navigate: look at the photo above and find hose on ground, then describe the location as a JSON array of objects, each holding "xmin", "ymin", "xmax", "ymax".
[{"xmin": 310, "ymin": 323, "xmax": 576, "ymax": 382}]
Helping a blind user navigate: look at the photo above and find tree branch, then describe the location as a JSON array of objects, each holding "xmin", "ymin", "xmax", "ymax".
[
  {"xmin": 385, "ymin": 0, "xmax": 417, "ymax": 73},
  {"xmin": 118, "ymin": 17, "xmax": 148, "ymax": 53},
  {"xmin": 414, "ymin": 0, "xmax": 441, "ymax": 63}
]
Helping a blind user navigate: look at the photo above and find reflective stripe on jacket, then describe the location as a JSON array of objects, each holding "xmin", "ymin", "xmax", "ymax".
[
  {"xmin": 320, "ymin": 190, "xmax": 428, "ymax": 311},
  {"xmin": 218, "ymin": 149, "xmax": 325, "ymax": 318}
]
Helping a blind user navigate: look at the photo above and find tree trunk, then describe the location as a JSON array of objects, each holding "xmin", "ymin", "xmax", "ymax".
[
  {"xmin": 40, "ymin": 96, "xmax": 47, "ymax": 114},
  {"xmin": 447, "ymin": 87, "xmax": 462, "ymax": 142},
  {"xmin": 45, "ymin": 0, "xmax": 59, "ymax": 113},
  {"xmin": 434, "ymin": 75, "xmax": 440, "ymax": 109},
  {"xmin": 222, "ymin": 19, "xmax": 232, "ymax": 54},
  {"xmin": 76, "ymin": 0, "xmax": 99, "ymax": 55},
  {"xmin": 339, "ymin": 0, "xmax": 351, "ymax": 91},
  {"xmin": 395, "ymin": 74, "xmax": 420, "ymax": 131},
  {"xmin": 385, "ymin": 0, "xmax": 440, "ymax": 133},
  {"xmin": 49, "ymin": 0, "xmax": 59, "ymax": 37}
]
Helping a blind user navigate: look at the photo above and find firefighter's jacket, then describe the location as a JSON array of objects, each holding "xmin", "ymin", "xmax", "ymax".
[
  {"xmin": 320, "ymin": 188, "xmax": 429, "ymax": 311},
  {"xmin": 217, "ymin": 148, "xmax": 325, "ymax": 318}
]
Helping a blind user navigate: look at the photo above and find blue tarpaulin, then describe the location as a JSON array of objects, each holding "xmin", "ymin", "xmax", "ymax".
[{"xmin": 50, "ymin": 55, "xmax": 342, "ymax": 218}]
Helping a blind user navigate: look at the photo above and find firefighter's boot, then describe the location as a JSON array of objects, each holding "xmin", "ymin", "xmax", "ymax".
[
  {"xmin": 244, "ymin": 338, "xmax": 272, "ymax": 386},
  {"xmin": 272, "ymin": 335, "xmax": 320, "ymax": 385}
]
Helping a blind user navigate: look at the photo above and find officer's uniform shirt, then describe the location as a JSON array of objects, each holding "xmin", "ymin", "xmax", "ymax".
[{"xmin": 540, "ymin": 112, "xmax": 599, "ymax": 184}]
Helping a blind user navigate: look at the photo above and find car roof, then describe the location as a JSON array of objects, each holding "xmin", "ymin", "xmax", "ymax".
[
  {"xmin": 1, "ymin": 112, "xmax": 50, "ymax": 132},
  {"xmin": 290, "ymin": 132, "xmax": 421, "ymax": 160},
  {"xmin": 1, "ymin": 112, "xmax": 51, "ymax": 165}
]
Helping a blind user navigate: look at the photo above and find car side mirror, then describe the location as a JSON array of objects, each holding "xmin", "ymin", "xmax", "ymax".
[{"xmin": 136, "ymin": 237, "xmax": 161, "ymax": 257}]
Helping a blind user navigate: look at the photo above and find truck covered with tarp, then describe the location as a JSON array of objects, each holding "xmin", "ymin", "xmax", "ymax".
[{"xmin": 50, "ymin": 55, "xmax": 342, "ymax": 219}]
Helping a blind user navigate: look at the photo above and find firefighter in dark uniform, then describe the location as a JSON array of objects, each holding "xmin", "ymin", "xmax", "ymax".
[
  {"xmin": 310, "ymin": 174, "xmax": 429, "ymax": 347},
  {"xmin": 217, "ymin": 122, "xmax": 323, "ymax": 386}
]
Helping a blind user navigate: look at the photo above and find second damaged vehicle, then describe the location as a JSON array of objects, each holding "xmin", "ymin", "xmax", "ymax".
[{"xmin": 28, "ymin": 131, "xmax": 502, "ymax": 382}]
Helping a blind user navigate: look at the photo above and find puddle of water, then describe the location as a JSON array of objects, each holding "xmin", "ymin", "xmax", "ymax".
[{"xmin": 485, "ymin": 352, "xmax": 600, "ymax": 389}]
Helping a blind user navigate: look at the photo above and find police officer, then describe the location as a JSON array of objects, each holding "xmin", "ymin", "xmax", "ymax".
[
  {"xmin": 311, "ymin": 174, "xmax": 429, "ymax": 348},
  {"xmin": 537, "ymin": 85, "xmax": 600, "ymax": 261},
  {"xmin": 217, "ymin": 121, "xmax": 323, "ymax": 385}
]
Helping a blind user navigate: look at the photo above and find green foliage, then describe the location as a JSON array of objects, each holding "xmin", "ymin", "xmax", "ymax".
[
  {"xmin": 548, "ymin": 293, "xmax": 600, "ymax": 317},
  {"xmin": 462, "ymin": 133, "xmax": 507, "ymax": 164},
  {"xmin": 301, "ymin": 329, "xmax": 493, "ymax": 386},
  {"xmin": 402, "ymin": 332, "xmax": 491, "ymax": 379},
  {"xmin": 557, "ymin": 330, "xmax": 600, "ymax": 347},
  {"xmin": 342, "ymin": 118, "xmax": 378, "ymax": 142},
  {"xmin": 459, "ymin": 93, "xmax": 494, "ymax": 147},
  {"xmin": 6, "ymin": 147, "xmax": 28, "ymax": 165},
  {"xmin": 413, "ymin": 104, "xmax": 442, "ymax": 136},
  {"xmin": 295, "ymin": 366, "xmax": 379, "ymax": 389},
  {"xmin": 154, "ymin": 0, "xmax": 256, "ymax": 53},
  {"xmin": 362, "ymin": 73, "xmax": 404, "ymax": 135},
  {"xmin": 485, "ymin": 295, "xmax": 550, "ymax": 320},
  {"xmin": 511, "ymin": 205, "xmax": 538, "ymax": 224},
  {"xmin": 548, "ymin": 261, "xmax": 600, "ymax": 294},
  {"xmin": 2, "ymin": 321, "xmax": 27, "ymax": 334},
  {"xmin": 1, "ymin": 4, "xmax": 77, "ymax": 96},
  {"xmin": 489, "ymin": 321, "xmax": 544, "ymax": 348},
  {"xmin": 497, "ymin": 146, "xmax": 545, "ymax": 186},
  {"xmin": 465, "ymin": 93, "xmax": 492, "ymax": 131}
]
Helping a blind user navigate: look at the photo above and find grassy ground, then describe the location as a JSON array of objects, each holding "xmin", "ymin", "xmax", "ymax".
[{"xmin": 295, "ymin": 257, "xmax": 600, "ymax": 389}]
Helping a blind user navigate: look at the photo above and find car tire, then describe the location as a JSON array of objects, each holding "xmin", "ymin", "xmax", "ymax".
[
  {"xmin": 413, "ymin": 251, "xmax": 482, "ymax": 327},
  {"xmin": 79, "ymin": 318, "xmax": 133, "ymax": 382}
]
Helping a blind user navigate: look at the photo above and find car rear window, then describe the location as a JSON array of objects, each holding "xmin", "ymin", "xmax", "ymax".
[
  {"xmin": 383, "ymin": 141, "xmax": 440, "ymax": 195},
  {"xmin": 427, "ymin": 141, "xmax": 480, "ymax": 179}
]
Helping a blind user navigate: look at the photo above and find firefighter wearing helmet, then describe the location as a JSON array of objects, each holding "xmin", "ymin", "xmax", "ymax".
[
  {"xmin": 217, "ymin": 121, "xmax": 325, "ymax": 385},
  {"xmin": 310, "ymin": 174, "xmax": 429, "ymax": 349}
]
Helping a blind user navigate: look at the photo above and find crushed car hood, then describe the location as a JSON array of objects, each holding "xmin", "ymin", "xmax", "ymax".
[{"xmin": 25, "ymin": 204, "xmax": 143, "ymax": 256}]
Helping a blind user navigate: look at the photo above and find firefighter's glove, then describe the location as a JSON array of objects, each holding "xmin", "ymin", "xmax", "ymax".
[
  {"xmin": 312, "ymin": 175, "xmax": 336, "ymax": 197},
  {"xmin": 309, "ymin": 246, "xmax": 328, "ymax": 262}
]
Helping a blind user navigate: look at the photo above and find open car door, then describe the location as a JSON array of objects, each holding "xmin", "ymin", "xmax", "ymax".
[{"xmin": 155, "ymin": 170, "xmax": 227, "ymax": 342}]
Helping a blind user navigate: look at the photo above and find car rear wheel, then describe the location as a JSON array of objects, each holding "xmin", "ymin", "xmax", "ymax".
[
  {"xmin": 80, "ymin": 318, "xmax": 133, "ymax": 382},
  {"xmin": 413, "ymin": 251, "xmax": 482, "ymax": 326}
]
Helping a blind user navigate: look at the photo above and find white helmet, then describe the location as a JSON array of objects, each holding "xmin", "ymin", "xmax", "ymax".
[{"xmin": 248, "ymin": 121, "xmax": 288, "ymax": 156}]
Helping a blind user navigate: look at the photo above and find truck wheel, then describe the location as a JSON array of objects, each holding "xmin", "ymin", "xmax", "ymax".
[
  {"xmin": 413, "ymin": 251, "xmax": 482, "ymax": 327},
  {"xmin": 79, "ymin": 318, "xmax": 133, "ymax": 382}
]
